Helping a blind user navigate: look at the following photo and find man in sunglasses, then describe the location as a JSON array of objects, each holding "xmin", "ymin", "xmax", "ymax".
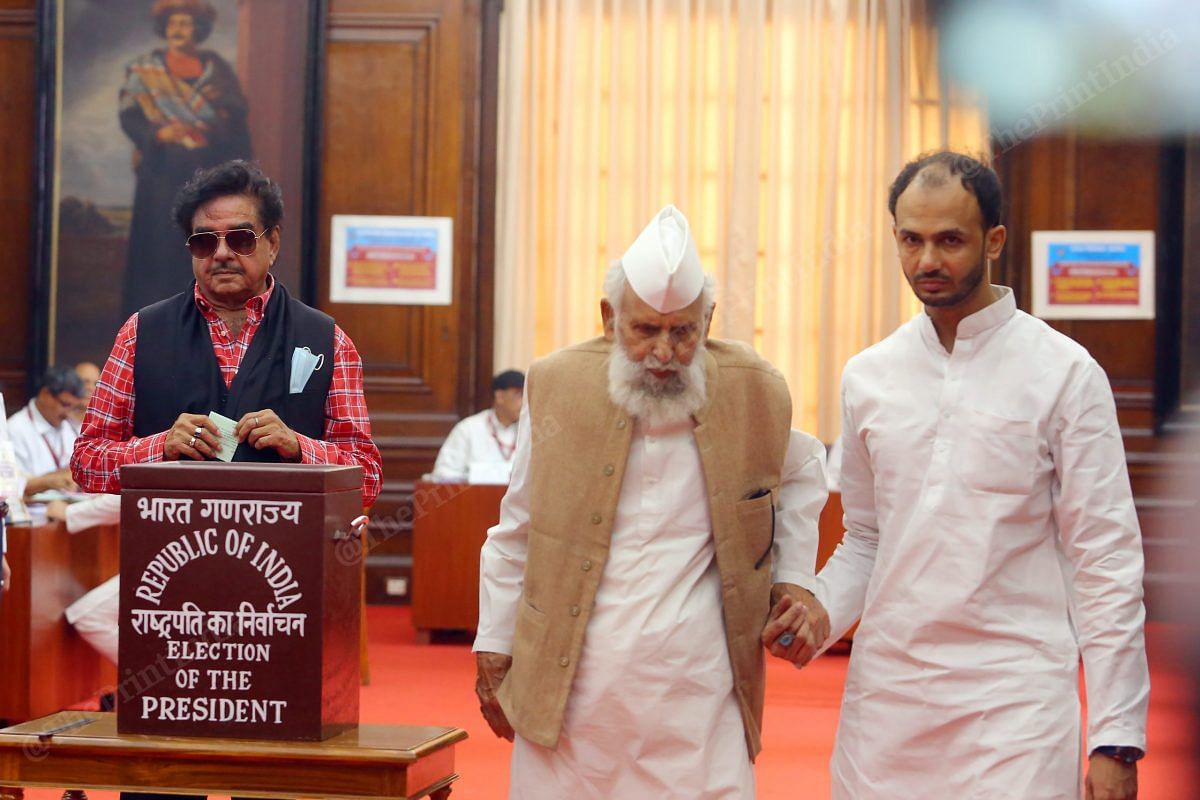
[{"xmin": 72, "ymin": 160, "xmax": 382, "ymax": 511}]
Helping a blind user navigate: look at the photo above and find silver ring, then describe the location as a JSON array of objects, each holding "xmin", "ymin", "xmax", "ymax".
[
  {"xmin": 778, "ymin": 632, "xmax": 796, "ymax": 648},
  {"xmin": 188, "ymin": 435, "xmax": 197, "ymax": 448},
  {"xmin": 193, "ymin": 425, "xmax": 203, "ymax": 437}
]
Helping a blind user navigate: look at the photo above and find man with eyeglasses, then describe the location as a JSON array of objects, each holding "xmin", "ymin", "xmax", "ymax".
[
  {"xmin": 72, "ymin": 159, "xmax": 382, "ymax": 509},
  {"xmin": 6, "ymin": 364, "xmax": 85, "ymax": 501}
]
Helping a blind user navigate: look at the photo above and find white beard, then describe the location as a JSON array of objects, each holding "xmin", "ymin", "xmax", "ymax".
[{"xmin": 607, "ymin": 338, "xmax": 708, "ymax": 428}]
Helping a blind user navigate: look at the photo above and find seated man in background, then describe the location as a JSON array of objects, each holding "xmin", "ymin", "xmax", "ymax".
[
  {"xmin": 7, "ymin": 365, "xmax": 84, "ymax": 500},
  {"xmin": 431, "ymin": 369, "xmax": 524, "ymax": 482},
  {"xmin": 67, "ymin": 361, "xmax": 101, "ymax": 434}
]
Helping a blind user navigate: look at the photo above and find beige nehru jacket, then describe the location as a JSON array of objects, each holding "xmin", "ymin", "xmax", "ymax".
[{"xmin": 497, "ymin": 336, "xmax": 792, "ymax": 760}]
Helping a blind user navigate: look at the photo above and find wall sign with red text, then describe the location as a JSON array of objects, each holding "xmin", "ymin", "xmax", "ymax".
[{"xmin": 1031, "ymin": 230, "xmax": 1155, "ymax": 320}]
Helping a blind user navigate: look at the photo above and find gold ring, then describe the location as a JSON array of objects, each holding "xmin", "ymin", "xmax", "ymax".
[
  {"xmin": 254, "ymin": 416, "xmax": 261, "ymax": 428},
  {"xmin": 188, "ymin": 435, "xmax": 196, "ymax": 448}
]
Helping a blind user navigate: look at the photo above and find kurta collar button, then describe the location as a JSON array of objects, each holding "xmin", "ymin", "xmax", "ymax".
[
  {"xmin": 590, "ymin": 513, "xmax": 602, "ymax": 525},
  {"xmin": 603, "ymin": 464, "xmax": 615, "ymax": 476},
  {"xmin": 559, "ymin": 657, "xmax": 570, "ymax": 667},
  {"xmin": 616, "ymin": 418, "xmax": 627, "ymax": 429},
  {"xmin": 581, "ymin": 560, "xmax": 593, "ymax": 571},
  {"xmin": 569, "ymin": 605, "xmax": 581, "ymax": 616}
]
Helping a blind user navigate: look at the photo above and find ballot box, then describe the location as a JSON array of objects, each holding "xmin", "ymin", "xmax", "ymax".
[{"xmin": 117, "ymin": 462, "xmax": 363, "ymax": 741}]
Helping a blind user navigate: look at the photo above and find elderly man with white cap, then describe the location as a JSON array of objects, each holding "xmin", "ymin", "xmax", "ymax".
[{"xmin": 473, "ymin": 205, "xmax": 829, "ymax": 797}]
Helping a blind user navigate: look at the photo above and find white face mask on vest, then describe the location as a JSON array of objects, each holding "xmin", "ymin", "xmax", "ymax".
[{"xmin": 606, "ymin": 333, "xmax": 707, "ymax": 428}]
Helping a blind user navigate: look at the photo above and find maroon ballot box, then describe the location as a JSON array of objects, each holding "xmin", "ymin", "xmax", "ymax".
[{"xmin": 116, "ymin": 462, "xmax": 363, "ymax": 741}]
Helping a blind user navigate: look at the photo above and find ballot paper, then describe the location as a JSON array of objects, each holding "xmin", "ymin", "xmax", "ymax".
[{"xmin": 208, "ymin": 411, "xmax": 241, "ymax": 462}]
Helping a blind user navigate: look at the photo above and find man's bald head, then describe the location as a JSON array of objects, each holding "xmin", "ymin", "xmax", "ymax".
[{"xmin": 888, "ymin": 151, "xmax": 1003, "ymax": 232}]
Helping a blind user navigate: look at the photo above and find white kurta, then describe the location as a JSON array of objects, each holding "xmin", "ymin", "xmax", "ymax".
[
  {"xmin": 476, "ymin": 387, "xmax": 828, "ymax": 799},
  {"xmin": 7, "ymin": 400, "xmax": 77, "ymax": 479},
  {"xmin": 431, "ymin": 408, "xmax": 517, "ymax": 482},
  {"xmin": 63, "ymin": 494, "xmax": 123, "ymax": 664},
  {"xmin": 816, "ymin": 287, "xmax": 1149, "ymax": 799}
]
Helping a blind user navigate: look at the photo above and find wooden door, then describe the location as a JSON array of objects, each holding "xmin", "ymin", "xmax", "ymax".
[{"xmin": 319, "ymin": 0, "xmax": 500, "ymax": 600}]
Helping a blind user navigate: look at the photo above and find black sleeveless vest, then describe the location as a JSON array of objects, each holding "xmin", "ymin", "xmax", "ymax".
[{"xmin": 133, "ymin": 281, "xmax": 335, "ymax": 463}]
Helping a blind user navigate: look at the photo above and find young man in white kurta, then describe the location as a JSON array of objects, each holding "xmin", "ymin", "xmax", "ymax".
[{"xmin": 814, "ymin": 153, "xmax": 1148, "ymax": 800}]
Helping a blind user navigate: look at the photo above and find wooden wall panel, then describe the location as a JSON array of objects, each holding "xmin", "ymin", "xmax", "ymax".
[
  {"xmin": 995, "ymin": 132, "xmax": 1189, "ymax": 619},
  {"xmin": 995, "ymin": 135, "xmax": 1162, "ymax": 429},
  {"xmin": 319, "ymin": 0, "xmax": 496, "ymax": 602},
  {"xmin": 0, "ymin": 2, "xmax": 37, "ymax": 408},
  {"xmin": 1182, "ymin": 138, "xmax": 1200, "ymax": 407}
]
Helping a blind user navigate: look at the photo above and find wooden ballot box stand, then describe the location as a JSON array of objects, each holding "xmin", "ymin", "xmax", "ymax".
[
  {"xmin": 411, "ymin": 481, "xmax": 506, "ymax": 641},
  {"xmin": 118, "ymin": 462, "xmax": 363, "ymax": 741},
  {"xmin": 0, "ymin": 522, "xmax": 119, "ymax": 725}
]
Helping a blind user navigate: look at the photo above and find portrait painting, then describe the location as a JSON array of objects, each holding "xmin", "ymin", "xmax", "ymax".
[{"xmin": 38, "ymin": 0, "xmax": 322, "ymax": 367}]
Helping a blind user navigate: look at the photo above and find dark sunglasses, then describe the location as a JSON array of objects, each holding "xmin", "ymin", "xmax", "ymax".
[{"xmin": 185, "ymin": 226, "xmax": 274, "ymax": 259}]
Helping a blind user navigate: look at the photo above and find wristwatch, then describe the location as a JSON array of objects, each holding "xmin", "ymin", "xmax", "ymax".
[{"xmin": 1091, "ymin": 746, "xmax": 1144, "ymax": 764}]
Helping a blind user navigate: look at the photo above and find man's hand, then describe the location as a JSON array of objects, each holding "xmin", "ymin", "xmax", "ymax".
[
  {"xmin": 24, "ymin": 468, "xmax": 78, "ymax": 497},
  {"xmin": 762, "ymin": 583, "xmax": 830, "ymax": 667},
  {"xmin": 236, "ymin": 409, "xmax": 300, "ymax": 462},
  {"xmin": 1, "ymin": 556, "xmax": 10, "ymax": 593},
  {"xmin": 475, "ymin": 651, "xmax": 514, "ymax": 741},
  {"xmin": 163, "ymin": 414, "xmax": 221, "ymax": 461},
  {"xmin": 45, "ymin": 500, "xmax": 69, "ymax": 523},
  {"xmin": 1086, "ymin": 754, "xmax": 1137, "ymax": 799}
]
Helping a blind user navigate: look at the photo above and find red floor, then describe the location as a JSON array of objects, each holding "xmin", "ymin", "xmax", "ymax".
[{"xmin": 22, "ymin": 609, "xmax": 1200, "ymax": 798}]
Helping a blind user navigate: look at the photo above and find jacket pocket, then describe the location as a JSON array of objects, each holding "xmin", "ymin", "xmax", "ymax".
[
  {"xmin": 957, "ymin": 408, "xmax": 1040, "ymax": 495},
  {"xmin": 735, "ymin": 491, "xmax": 775, "ymax": 569}
]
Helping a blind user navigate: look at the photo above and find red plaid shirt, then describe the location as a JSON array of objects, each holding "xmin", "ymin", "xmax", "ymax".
[{"xmin": 71, "ymin": 279, "xmax": 382, "ymax": 507}]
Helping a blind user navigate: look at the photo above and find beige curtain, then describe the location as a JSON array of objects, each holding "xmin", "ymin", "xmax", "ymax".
[{"xmin": 494, "ymin": 0, "xmax": 988, "ymax": 440}]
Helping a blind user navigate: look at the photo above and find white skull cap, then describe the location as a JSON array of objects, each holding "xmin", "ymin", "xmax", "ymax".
[{"xmin": 620, "ymin": 204, "xmax": 704, "ymax": 313}]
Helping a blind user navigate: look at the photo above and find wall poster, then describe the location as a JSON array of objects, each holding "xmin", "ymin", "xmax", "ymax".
[
  {"xmin": 329, "ymin": 215, "xmax": 455, "ymax": 306},
  {"xmin": 1031, "ymin": 230, "xmax": 1156, "ymax": 320}
]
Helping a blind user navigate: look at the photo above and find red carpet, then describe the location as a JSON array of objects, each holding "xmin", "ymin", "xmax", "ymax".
[{"xmin": 23, "ymin": 609, "xmax": 1199, "ymax": 798}]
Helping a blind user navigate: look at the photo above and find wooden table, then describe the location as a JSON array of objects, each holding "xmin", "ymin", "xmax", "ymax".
[
  {"xmin": 0, "ymin": 712, "xmax": 466, "ymax": 799},
  {"xmin": 410, "ymin": 482, "xmax": 506, "ymax": 640},
  {"xmin": 0, "ymin": 523, "xmax": 119, "ymax": 725}
]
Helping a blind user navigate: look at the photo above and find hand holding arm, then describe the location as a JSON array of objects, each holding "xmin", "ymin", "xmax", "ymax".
[{"xmin": 761, "ymin": 584, "xmax": 829, "ymax": 666}]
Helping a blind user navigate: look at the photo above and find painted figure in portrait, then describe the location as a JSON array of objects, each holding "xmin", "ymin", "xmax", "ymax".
[{"xmin": 119, "ymin": 0, "xmax": 253, "ymax": 316}]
